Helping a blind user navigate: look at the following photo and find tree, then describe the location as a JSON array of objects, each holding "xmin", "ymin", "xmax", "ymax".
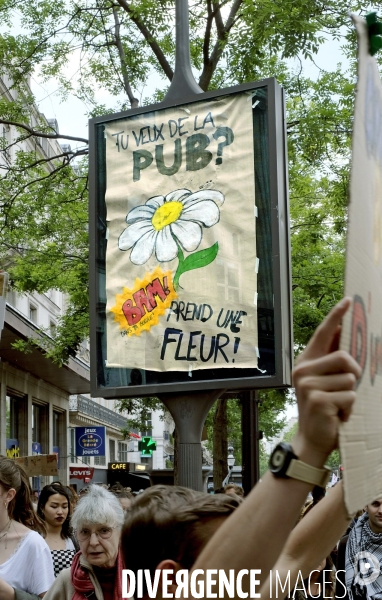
[
  {"xmin": 205, "ymin": 389, "xmax": 289, "ymax": 488},
  {"xmin": 0, "ymin": 0, "xmax": 362, "ymax": 361}
]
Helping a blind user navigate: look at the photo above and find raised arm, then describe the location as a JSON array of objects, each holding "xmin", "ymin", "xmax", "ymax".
[
  {"xmin": 190, "ymin": 298, "xmax": 360, "ymax": 591},
  {"xmin": 260, "ymin": 481, "xmax": 350, "ymax": 599}
]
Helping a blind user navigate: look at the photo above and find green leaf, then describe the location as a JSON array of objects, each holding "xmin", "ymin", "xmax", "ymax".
[
  {"xmin": 173, "ymin": 242, "xmax": 219, "ymax": 290},
  {"xmin": 182, "ymin": 242, "xmax": 219, "ymax": 272}
]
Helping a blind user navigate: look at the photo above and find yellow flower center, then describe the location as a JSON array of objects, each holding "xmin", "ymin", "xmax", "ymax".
[{"xmin": 152, "ymin": 201, "xmax": 183, "ymax": 231}]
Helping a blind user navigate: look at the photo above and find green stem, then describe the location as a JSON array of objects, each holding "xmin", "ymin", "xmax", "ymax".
[{"xmin": 173, "ymin": 243, "xmax": 185, "ymax": 291}]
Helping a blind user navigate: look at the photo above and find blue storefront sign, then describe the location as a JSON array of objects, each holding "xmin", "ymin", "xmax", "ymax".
[
  {"xmin": 6, "ymin": 439, "xmax": 19, "ymax": 459},
  {"xmin": 75, "ymin": 426, "xmax": 106, "ymax": 457},
  {"xmin": 32, "ymin": 442, "xmax": 41, "ymax": 454}
]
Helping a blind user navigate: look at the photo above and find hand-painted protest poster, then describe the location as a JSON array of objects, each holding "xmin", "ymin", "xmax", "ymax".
[
  {"xmin": 15, "ymin": 454, "xmax": 58, "ymax": 477},
  {"xmin": 340, "ymin": 15, "xmax": 382, "ymax": 513},
  {"xmin": 104, "ymin": 92, "xmax": 258, "ymax": 373}
]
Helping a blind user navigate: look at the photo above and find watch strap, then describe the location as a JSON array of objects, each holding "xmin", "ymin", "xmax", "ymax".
[{"xmin": 286, "ymin": 459, "xmax": 331, "ymax": 487}]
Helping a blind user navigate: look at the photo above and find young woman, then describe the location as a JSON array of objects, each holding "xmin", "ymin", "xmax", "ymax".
[
  {"xmin": 37, "ymin": 483, "xmax": 79, "ymax": 577},
  {"xmin": 0, "ymin": 456, "xmax": 54, "ymax": 599}
]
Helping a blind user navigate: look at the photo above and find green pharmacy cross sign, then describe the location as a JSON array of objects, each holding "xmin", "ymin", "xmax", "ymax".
[{"xmin": 138, "ymin": 436, "xmax": 157, "ymax": 457}]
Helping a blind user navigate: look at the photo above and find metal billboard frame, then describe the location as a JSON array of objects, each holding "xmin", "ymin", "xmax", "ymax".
[{"xmin": 89, "ymin": 77, "xmax": 293, "ymax": 399}]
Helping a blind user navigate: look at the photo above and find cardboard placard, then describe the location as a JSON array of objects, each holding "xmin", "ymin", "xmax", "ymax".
[
  {"xmin": 15, "ymin": 454, "xmax": 58, "ymax": 477},
  {"xmin": 340, "ymin": 15, "xmax": 382, "ymax": 513}
]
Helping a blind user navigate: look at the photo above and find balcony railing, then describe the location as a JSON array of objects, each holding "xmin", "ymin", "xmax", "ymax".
[{"xmin": 69, "ymin": 395, "xmax": 128, "ymax": 429}]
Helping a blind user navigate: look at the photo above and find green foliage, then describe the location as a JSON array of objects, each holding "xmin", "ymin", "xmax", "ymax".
[
  {"xmin": 283, "ymin": 421, "xmax": 298, "ymax": 443},
  {"xmin": 205, "ymin": 399, "xmax": 242, "ymax": 464},
  {"xmin": 204, "ymin": 390, "xmax": 289, "ymax": 467},
  {"xmin": 259, "ymin": 442, "xmax": 270, "ymax": 479},
  {"xmin": 116, "ymin": 396, "xmax": 164, "ymax": 435},
  {"xmin": 326, "ymin": 449, "xmax": 341, "ymax": 470}
]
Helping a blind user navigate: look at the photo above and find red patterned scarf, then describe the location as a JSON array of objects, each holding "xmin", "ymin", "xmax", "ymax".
[{"xmin": 71, "ymin": 550, "xmax": 125, "ymax": 600}]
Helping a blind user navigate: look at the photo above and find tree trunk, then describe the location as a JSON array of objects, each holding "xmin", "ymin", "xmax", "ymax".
[
  {"xmin": 213, "ymin": 398, "xmax": 228, "ymax": 489},
  {"xmin": 173, "ymin": 428, "xmax": 179, "ymax": 485}
]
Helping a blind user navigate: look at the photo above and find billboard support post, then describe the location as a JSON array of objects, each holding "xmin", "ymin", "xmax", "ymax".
[
  {"xmin": 163, "ymin": 0, "xmax": 203, "ymax": 102},
  {"xmin": 159, "ymin": 389, "xmax": 225, "ymax": 490}
]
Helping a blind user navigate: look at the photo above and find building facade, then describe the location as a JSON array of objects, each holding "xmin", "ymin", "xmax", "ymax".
[{"xmin": 0, "ymin": 75, "xmax": 166, "ymax": 488}]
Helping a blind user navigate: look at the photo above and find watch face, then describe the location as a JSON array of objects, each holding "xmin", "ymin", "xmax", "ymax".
[{"xmin": 271, "ymin": 448, "xmax": 286, "ymax": 468}]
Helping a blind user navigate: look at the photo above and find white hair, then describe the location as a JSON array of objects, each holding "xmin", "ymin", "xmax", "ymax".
[{"xmin": 71, "ymin": 485, "xmax": 124, "ymax": 529}]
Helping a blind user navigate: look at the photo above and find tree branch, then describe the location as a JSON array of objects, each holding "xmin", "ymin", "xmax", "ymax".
[
  {"xmin": 198, "ymin": 0, "xmax": 243, "ymax": 90},
  {"xmin": 115, "ymin": 0, "xmax": 174, "ymax": 81},
  {"xmin": 0, "ymin": 119, "xmax": 88, "ymax": 144},
  {"xmin": 112, "ymin": 7, "xmax": 139, "ymax": 108},
  {"xmin": 0, "ymin": 149, "xmax": 88, "ymax": 172},
  {"xmin": 203, "ymin": 0, "xmax": 214, "ymax": 67}
]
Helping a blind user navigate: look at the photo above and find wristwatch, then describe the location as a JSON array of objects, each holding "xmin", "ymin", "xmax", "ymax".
[{"xmin": 269, "ymin": 442, "xmax": 331, "ymax": 487}]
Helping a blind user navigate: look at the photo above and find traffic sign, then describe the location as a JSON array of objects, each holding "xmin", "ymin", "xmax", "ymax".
[{"xmin": 138, "ymin": 436, "xmax": 156, "ymax": 456}]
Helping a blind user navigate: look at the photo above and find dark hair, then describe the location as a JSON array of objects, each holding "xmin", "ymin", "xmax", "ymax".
[
  {"xmin": 312, "ymin": 485, "xmax": 326, "ymax": 504},
  {"xmin": 122, "ymin": 484, "xmax": 240, "ymax": 593},
  {"xmin": 0, "ymin": 457, "xmax": 46, "ymax": 535},
  {"xmin": 37, "ymin": 483, "xmax": 73, "ymax": 539}
]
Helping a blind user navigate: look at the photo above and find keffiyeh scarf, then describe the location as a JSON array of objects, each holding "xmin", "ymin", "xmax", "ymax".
[{"xmin": 346, "ymin": 512, "xmax": 382, "ymax": 600}]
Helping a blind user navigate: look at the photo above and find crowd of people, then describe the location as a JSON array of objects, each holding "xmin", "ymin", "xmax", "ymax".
[{"xmin": 0, "ymin": 299, "xmax": 380, "ymax": 600}]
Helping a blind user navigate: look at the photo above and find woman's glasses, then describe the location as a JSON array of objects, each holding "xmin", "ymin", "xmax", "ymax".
[{"xmin": 75, "ymin": 526, "xmax": 118, "ymax": 541}]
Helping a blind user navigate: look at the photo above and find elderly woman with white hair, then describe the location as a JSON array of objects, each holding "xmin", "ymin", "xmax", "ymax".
[{"xmin": 43, "ymin": 485, "xmax": 126, "ymax": 600}]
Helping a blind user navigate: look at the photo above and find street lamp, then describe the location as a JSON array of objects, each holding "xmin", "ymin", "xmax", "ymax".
[{"xmin": 222, "ymin": 445, "xmax": 235, "ymax": 487}]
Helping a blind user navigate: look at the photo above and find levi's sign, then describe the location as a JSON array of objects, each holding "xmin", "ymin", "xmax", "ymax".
[{"xmin": 69, "ymin": 467, "xmax": 95, "ymax": 480}]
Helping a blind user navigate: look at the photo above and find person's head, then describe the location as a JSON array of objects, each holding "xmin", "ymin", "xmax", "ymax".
[
  {"xmin": 0, "ymin": 456, "xmax": 46, "ymax": 534},
  {"xmin": 115, "ymin": 490, "xmax": 134, "ymax": 512},
  {"xmin": 122, "ymin": 485, "xmax": 241, "ymax": 597},
  {"xmin": 224, "ymin": 483, "xmax": 244, "ymax": 498},
  {"xmin": 79, "ymin": 486, "xmax": 89, "ymax": 497},
  {"xmin": 37, "ymin": 483, "xmax": 72, "ymax": 539},
  {"xmin": 72, "ymin": 484, "xmax": 124, "ymax": 568},
  {"xmin": 365, "ymin": 496, "xmax": 382, "ymax": 533},
  {"xmin": 312, "ymin": 485, "xmax": 326, "ymax": 504}
]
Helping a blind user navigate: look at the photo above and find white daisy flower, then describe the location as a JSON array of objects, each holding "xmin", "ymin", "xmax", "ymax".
[{"xmin": 118, "ymin": 188, "xmax": 224, "ymax": 265}]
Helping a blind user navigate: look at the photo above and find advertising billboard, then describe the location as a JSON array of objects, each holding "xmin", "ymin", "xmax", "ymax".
[{"xmin": 89, "ymin": 78, "xmax": 292, "ymax": 397}]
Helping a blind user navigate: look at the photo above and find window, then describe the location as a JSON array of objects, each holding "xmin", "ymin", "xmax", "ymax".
[
  {"xmin": 81, "ymin": 456, "xmax": 91, "ymax": 465},
  {"xmin": 142, "ymin": 413, "xmax": 152, "ymax": 437},
  {"xmin": 69, "ymin": 428, "xmax": 77, "ymax": 463},
  {"xmin": 1, "ymin": 126, "xmax": 10, "ymax": 162},
  {"xmin": 29, "ymin": 304, "xmax": 37, "ymax": 324},
  {"xmin": 6, "ymin": 395, "xmax": 18, "ymax": 440},
  {"xmin": 109, "ymin": 439, "xmax": 116, "ymax": 462},
  {"xmin": 50, "ymin": 321, "xmax": 57, "ymax": 337},
  {"xmin": 32, "ymin": 404, "xmax": 41, "ymax": 444},
  {"xmin": 53, "ymin": 412, "xmax": 60, "ymax": 447},
  {"xmin": 216, "ymin": 259, "xmax": 241, "ymax": 303},
  {"xmin": 94, "ymin": 455, "xmax": 106, "ymax": 466},
  {"xmin": 118, "ymin": 441, "xmax": 128, "ymax": 462}
]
